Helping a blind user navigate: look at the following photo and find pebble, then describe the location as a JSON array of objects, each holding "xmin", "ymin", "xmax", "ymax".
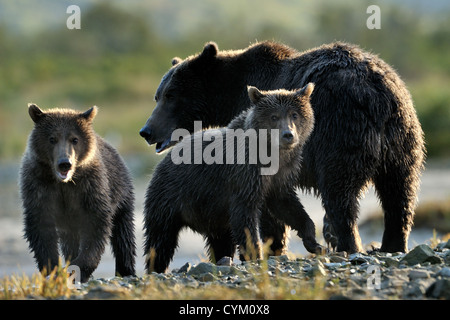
[
  {"xmin": 437, "ymin": 267, "xmax": 450, "ymax": 277},
  {"xmin": 426, "ymin": 279, "xmax": 450, "ymax": 299},
  {"xmin": 408, "ymin": 269, "xmax": 430, "ymax": 280}
]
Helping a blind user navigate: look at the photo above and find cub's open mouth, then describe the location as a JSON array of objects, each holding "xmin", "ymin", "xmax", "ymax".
[{"xmin": 57, "ymin": 170, "xmax": 71, "ymax": 181}]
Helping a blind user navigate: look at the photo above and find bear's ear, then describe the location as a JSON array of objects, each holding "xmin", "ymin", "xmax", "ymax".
[
  {"xmin": 80, "ymin": 106, "xmax": 98, "ymax": 122},
  {"xmin": 296, "ymin": 83, "xmax": 315, "ymax": 99},
  {"xmin": 248, "ymin": 86, "xmax": 264, "ymax": 104},
  {"xmin": 200, "ymin": 42, "xmax": 219, "ymax": 59},
  {"xmin": 171, "ymin": 57, "xmax": 182, "ymax": 66},
  {"xmin": 28, "ymin": 103, "xmax": 45, "ymax": 123}
]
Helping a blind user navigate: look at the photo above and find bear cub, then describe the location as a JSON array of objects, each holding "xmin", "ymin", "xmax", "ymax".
[
  {"xmin": 20, "ymin": 105, "xmax": 136, "ymax": 282},
  {"xmin": 143, "ymin": 83, "xmax": 322, "ymax": 273}
]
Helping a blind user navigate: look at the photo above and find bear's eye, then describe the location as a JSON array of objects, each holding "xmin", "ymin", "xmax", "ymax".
[
  {"xmin": 271, "ymin": 115, "xmax": 279, "ymax": 122},
  {"xmin": 165, "ymin": 93, "xmax": 174, "ymax": 100},
  {"xmin": 49, "ymin": 137, "xmax": 57, "ymax": 145},
  {"xmin": 72, "ymin": 138, "xmax": 79, "ymax": 145},
  {"xmin": 292, "ymin": 112, "xmax": 298, "ymax": 120},
  {"xmin": 154, "ymin": 95, "xmax": 158, "ymax": 102}
]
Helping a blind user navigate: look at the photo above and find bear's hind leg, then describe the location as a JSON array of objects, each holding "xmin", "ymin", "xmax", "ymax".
[
  {"xmin": 205, "ymin": 230, "xmax": 236, "ymax": 263},
  {"xmin": 143, "ymin": 206, "xmax": 183, "ymax": 273},
  {"xmin": 110, "ymin": 200, "xmax": 137, "ymax": 277},
  {"xmin": 374, "ymin": 163, "xmax": 421, "ymax": 253},
  {"xmin": 229, "ymin": 203, "xmax": 263, "ymax": 262},
  {"xmin": 318, "ymin": 167, "xmax": 367, "ymax": 253}
]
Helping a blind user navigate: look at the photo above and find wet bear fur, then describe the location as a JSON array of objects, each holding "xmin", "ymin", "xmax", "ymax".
[
  {"xmin": 20, "ymin": 105, "xmax": 136, "ymax": 282},
  {"xmin": 143, "ymin": 84, "xmax": 322, "ymax": 273},
  {"xmin": 140, "ymin": 41, "xmax": 426, "ymax": 253}
]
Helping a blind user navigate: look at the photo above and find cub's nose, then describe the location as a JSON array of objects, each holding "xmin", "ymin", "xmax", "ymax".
[
  {"xmin": 57, "ymin": 158, "xmax": 72, "ymax": 171},
  {"xmin": 281, "ymin": 130, "xmax": 294, "ymax": 143}
]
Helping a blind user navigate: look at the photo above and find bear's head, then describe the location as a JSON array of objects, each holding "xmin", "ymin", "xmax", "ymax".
[
  {"xmin": 27, "ymin": 104, "xmax": 98, "ymax": 183},
  {"xmin": 139, "ymin": 42, "xmax": 235, "ymax": 153},
  {"xmin": 246, "ymin": 83, "xmax": 315, "ymax": 151}
]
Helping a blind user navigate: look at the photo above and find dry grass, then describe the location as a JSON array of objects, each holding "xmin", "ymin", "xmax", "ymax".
[
  {"xmin": 0, "ymin": 260, "xmax": 80, "ymax": 299},
  {"xmin": 0, "ymin": 260, "xmax": 333, "ymax": 300}
]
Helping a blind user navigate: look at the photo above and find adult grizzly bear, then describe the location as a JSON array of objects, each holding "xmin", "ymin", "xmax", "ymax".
[
  {"xmin": 140, "ymin": 41, "xmax": 425, "ymax": 254},
  {"xmin": 143, "ymin": 84, "xmax": 321, "ymax": 273},
  {"xmin": 20, "ymin": 105, "xmax": 136, "ymax": 282}
]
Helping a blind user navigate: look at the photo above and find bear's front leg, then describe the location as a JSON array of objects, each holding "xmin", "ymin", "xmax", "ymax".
[
  {"xmin": 20, "ymin": 174, "xmax": 60, "ymax": 274},
  {"xmin": 266, "ymin": 190, "xmax": 324, "ymax": 254},
  {"xmin": 69, "ymin": 204, "xmax": 112, "ymax": 282},
  {"xmin": 69, "ymin": 225, "xmax": 110, "ymax": 282},
  {"xmin": 23, "ymin": 209, "xmax": 60, "ymax": 274}
]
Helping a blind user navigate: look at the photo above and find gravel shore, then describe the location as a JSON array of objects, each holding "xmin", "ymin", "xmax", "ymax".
[{"xmin": 68, "ymin": 241, "xmax": 450, "ymax": 300}]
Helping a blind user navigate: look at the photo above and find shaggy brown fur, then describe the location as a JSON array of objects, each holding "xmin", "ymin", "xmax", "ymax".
[
  {"xmin": 20, "ymin": 105, "xmax": 136, "ymax": 282},
  {"xmin": 140, "ymin": 41, "xmax": 426, "ymax": 253},
  {"xmin": 143, "ymin": 85, "xmax": 321, "ymax": 273}
]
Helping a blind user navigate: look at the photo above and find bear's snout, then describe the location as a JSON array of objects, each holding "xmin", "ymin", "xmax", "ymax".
[
  {"xmin": 139, "ymin": 126, "xmax": 151, "ymax": 141},
  {"xmin": 57, "ymin": 158, "xmax": 72, "ymax": 172},
  {"xmin": 281, "ymin": 130, "xmax": 294, "ymax": 143},
  {"xmin": 55, "ymin": 157, "xmax": 74, "ymax": 182}
]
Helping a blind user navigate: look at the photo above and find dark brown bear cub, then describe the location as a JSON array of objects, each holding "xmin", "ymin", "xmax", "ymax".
[
  {"xmin": 143, "ymin": 84, "xmax": 322, "ymax": 273},
  {"xmin": 20, "ymin": 105, "xmax": 136, "ymax": 282}
]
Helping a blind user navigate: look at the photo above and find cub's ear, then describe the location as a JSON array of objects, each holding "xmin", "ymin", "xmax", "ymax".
[
  {"xmin": 248, "ymin": 86, "xmax": 264, "ymax": 104},
  {"xmin": 296, "ymin": 83, "xmax": 315, "ymax": 99},
  {"xmin": 28, "ymin": 103, "xmax": 45, "ymax": 123},
  {"xmin": 81, "ymin": 106, "xmax": 98, "ymax": 122},
  {"xmin": 171, "ymin": 57, "xmax": 182, "ymax": 66},
  {"xmin": 200, "ymin": 42, "xmax": 218, "ymax": 59}
]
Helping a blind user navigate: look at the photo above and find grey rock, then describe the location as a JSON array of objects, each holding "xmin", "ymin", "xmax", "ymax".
[
  {"xmin": 426, "ymin": 279, "xmax": 450, "ymax": 299},
  {"xmin": 306, "ymin": 261, "xmax": 327, "ymax": 278},
  {"xmin": 198, "ymin": 272, "xmax": 217, "ymax": 282},
  {"xmin": 349, "ymin": 253, "xmax": 380, "ymax": 265},
  {"xmin": 437, "ymin": 267, "xmax": 450, "ymax": 278},
  {"xmin": 400, "ymin": 244, "xmax": 443, "ymax": 266},
  {"xmin": 445, "ymin": 251, "xmax": 450, "ymax": 264},
  {"xmin": 187, "ymin": 262, "xmax": 216, "ymax": 276},
  {"xmin": 436, "ymin": 239, "xmax": 450, "ymax": 250},
  {"xmin": 404, "ymin": 283, "xmax": 425, "ymax": 298},
  {"xmin": 217, "ymin": 256, "xmax": 233, "ymax": 266},
  {"xmin": 324, "ymin": 262, "xmax": 345, "ymax": 270},
  {"xmin": 408, "ymin": 269, "xmax": 430, "ymax": 280},
  {"xmin": 267, "ymin": 259, "xmax": 279, "ymax": 267},
  {"xmin": 269, "ymin": 255, "xmax": 289, "ymax": 263},
  {"xmin": 382, "ymin": 257, "xmax": 400, "ymax": 267},
  {"xmin": 329, "ymin": 255, "xmax": 347, "ymax": 263},
  {"xmin": 349, "ymin": 253, "xmax": 366, "ymax": 264}
]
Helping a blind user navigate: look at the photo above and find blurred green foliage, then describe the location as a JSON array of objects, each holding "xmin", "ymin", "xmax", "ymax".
[{"xmin": 0, "ymin": 0, "xmax": 449, "ymax": 168}]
